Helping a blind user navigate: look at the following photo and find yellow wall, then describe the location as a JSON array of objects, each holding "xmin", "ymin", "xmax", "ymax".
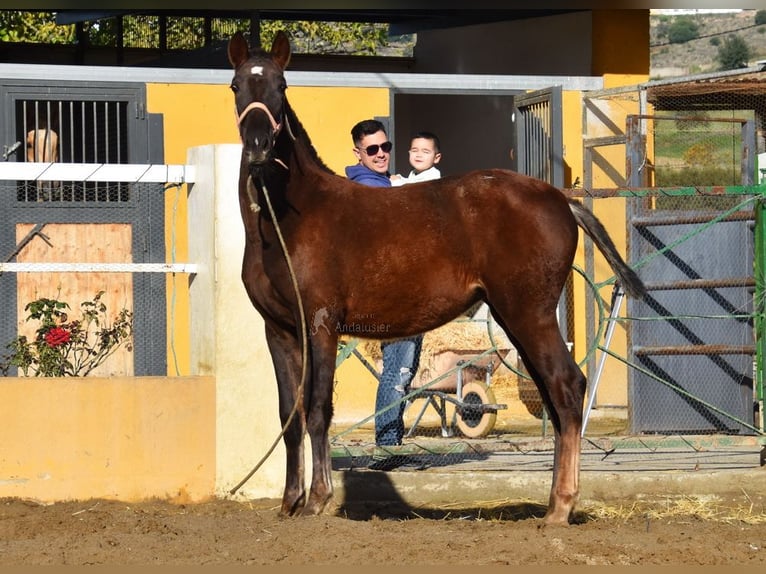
[
  {"xmin": 146, "ymin": 83, "xmax": 389, "ymax": 375},
  {"xmin": 569, "ymin": 70, "xmax": 647, "ymax": 407},
  {"xmin": 591, "ymin": 10, "xmax": 650, "ymax": 77},
  {"xmin": 0, "ymin": 377, "xmax": 216, "ymax": 502},
  {"xmin": 147, "ymin": 84, "xmax": 237, "ymax": 376}
]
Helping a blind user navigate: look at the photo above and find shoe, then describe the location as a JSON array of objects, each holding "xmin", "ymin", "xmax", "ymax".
[
  {"xmin": 397, "ymin": 455, "xmax": 429, "ymax": 470},
  {"xmin": 367, "ymin": 453, "xmax": 429, "ymax": 471}
]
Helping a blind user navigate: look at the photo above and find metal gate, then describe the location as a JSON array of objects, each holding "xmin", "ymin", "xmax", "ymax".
[
  {"xmin": 511, "ymin": 86, "xmax": 564, "ymax": 188},
  {"xmin": 0, "ymin": 80, "xmax": 167, "ymax": 376},
  {"xmin": 626, "ymin": 114, "xmax": 757, "ymax": 434}
]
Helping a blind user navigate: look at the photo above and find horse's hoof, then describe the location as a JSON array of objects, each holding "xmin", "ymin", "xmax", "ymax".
[
  {"xmin": 277, "ymin": 506, "xmax": 299, "ymax": 518},
  {"xmin": 279, "ymin": 493, "xmax": 306, "ymax": 517},
  {"xmin": 300, "ymin": 494, "xmax": 332, "ymax": 516},
  {"xmin": 540, "ymin": 511, "xmax": 572, "ymax": 527}
]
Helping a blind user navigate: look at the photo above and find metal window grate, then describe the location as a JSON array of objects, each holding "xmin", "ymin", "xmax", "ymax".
[{"xmin": 16, "ymin": 98, "xmax": 131, "ymax": 203}]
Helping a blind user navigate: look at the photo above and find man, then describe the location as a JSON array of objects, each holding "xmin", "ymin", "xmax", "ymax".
[
  {"xmin": 345, "ymin": 119, "xmax": 394, "ymax": 186},
  {"xmin": 345, "ymin": 119, "xmax": 424, "ymax": 450}
]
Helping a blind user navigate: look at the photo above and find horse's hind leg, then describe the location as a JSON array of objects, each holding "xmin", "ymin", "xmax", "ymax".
[
  {"xmin": 494, "ymin": 308, "xmax": 586, "ymax": 525},
  {"xmin": 265, "ymin": 323, "xmax": 307, "ymax": 516},
  {"xmin": 300, "ymin": 334, "xmax": 338, "ymax": 515}
]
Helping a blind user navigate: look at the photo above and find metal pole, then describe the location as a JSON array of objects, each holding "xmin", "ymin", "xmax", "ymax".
[
  {"xmin": 755, "ymin": 195, "xmax": 766, "ymax": 436},
  {"xmin": 582, "ymin": 284, "xmax": 625, "ymax": 437}
]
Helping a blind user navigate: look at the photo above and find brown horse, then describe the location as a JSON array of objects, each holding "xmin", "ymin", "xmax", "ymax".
[{"xmin": 227, "ymin": 31, "xmax": 645, "ymax": 526}]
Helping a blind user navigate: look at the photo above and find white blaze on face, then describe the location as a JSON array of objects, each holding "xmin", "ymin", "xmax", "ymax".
[{"xmin": 251, "ymin": 66, "xmax": 263, "ymax": 75}]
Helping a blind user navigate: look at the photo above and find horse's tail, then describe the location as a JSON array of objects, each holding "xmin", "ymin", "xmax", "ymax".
[{"xmin": 569, "ymin": 199, "xmax": 647, "ymax": 300}]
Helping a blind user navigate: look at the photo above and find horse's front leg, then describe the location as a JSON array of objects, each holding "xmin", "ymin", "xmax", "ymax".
[
  {"xmin": 265, "ymin": 322, "xmax": 307, "ymax": 516},
  {"xmin": 301, "ymin": 331, "xmax": 339, "ymax": 516}
]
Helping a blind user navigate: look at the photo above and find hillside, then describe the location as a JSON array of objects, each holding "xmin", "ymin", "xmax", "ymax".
[{"xmin": 651, "ymin": 9, "xmax": 766, "ymax": 79}]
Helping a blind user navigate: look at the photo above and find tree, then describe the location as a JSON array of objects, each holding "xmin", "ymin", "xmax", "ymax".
[
  {"xmin": 716, "ymin": 34, "xmax": 751, "ymax": 70},
  {"xmin": 667, "ymin": 16, "xmax": 699, "ymax": 44},
  {"xmin": 755, "ymin": 9, "xmax": 766, "ymax": 26},
  {"xmin": 0, "ymin": 10, "xmax": 404, "ymax": 56},
  {"xmin": 0, "ymin": 11, "xmax": 74, "ymax": 43}
]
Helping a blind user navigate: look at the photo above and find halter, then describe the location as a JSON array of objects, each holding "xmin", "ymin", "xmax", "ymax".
[
  {"xmin": 235, "ymin": 99, "xmax": 295, "ymax": 173},
  {"xmin": 236, "ymin": 99, "xmax": 294, "ymax": 213},
  {"xmin": 236, "ymin": 101, "xmax": 282, "ymax": 135}
]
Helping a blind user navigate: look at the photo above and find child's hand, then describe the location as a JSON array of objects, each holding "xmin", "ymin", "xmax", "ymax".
[{"xmin": 390, "ymin": 174, "xmax": 402, "ymax": 182}]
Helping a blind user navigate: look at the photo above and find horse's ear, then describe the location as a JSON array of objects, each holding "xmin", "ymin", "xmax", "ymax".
[
  {"xmin": 271, "ymin": 31, "xmax": 291, "ymax": 71},
  {"xmin": 228, "ymin": 32, "xmax": 250, "ymax": 69}
]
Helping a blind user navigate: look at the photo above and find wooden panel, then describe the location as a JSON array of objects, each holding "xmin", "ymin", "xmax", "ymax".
[{"xmin": 15, "ymin": 223, "xmax": 134, "ymax": 376}]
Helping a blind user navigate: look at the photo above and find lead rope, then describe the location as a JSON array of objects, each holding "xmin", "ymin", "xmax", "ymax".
[{"xmin": 229, "ymin": 110, "xmax": 309, "ymax": 496}]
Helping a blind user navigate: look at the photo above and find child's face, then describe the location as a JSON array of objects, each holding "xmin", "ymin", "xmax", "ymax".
[{"xmin": 408, "ymin": 137, "xmax": 441, "ymax": 173}]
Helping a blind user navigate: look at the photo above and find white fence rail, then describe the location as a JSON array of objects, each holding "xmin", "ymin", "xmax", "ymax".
[{"xmin": 0, "ymin": 162, "xmax": 195, "ymax": 183}]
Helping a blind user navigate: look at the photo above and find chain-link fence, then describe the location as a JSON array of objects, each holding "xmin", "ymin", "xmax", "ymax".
[
  {"xmin": 329, "ymin": 188, "xmax": 763, "ymax": 471},
  {"xmin": 0, "ymin": 174, "xmax": 189, "ymax": 379}
]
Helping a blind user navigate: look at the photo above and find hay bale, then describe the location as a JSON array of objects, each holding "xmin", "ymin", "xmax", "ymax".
[
  {"xmin": 343, "ymin": 320, "xmax": 518, "ymax": 392},
  {"xmin": 354, "ymin": 319, "xmax": 508, "ymax": 363}
]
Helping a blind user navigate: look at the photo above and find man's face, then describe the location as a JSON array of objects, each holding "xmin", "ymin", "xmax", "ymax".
[{"xmin": 353, "ymin": 130, "xmax": 391, "ymax": 174}]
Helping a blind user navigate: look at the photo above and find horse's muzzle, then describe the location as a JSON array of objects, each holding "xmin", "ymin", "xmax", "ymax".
[
  {"xmin": 241, "ymin": 127, "xmax": 275, "ymax": 167},
  {"xmin": 246, "ymin": 149, "xmax": 271, "ymax": 167}
]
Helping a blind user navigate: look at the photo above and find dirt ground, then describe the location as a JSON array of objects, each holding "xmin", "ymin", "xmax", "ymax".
[{"xmin": 1, "ymin": 493, "xmax": 764, "ymax": 566}]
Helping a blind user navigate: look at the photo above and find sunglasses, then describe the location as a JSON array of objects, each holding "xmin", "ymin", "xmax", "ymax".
[{"xmin": 357, "ymin": 141, "xmax": 392, "ymax": 156}]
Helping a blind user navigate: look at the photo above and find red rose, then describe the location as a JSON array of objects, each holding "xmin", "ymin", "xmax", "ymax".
[{"xmin": 44, "ymin": 327, "xmax": 71, "ymax": 348}]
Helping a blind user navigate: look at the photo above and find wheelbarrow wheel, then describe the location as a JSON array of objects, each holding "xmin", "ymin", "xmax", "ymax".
[{"xmin": 456, "ymin": 381, "xmax": 497, "ymax": 438}]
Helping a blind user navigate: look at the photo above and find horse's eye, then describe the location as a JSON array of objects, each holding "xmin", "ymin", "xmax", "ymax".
[{"xmin": 230, "ymin": 83, "xmax": 239, "ymax": 93}]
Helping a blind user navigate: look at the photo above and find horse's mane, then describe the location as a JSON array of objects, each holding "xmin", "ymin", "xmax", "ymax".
[{"xmin": 284, "ymin": 98, "xmax": 336, "ymax": 176}]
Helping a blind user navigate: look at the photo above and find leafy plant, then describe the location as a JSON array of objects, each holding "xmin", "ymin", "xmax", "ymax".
[{"xmin": 0, "ymin": 291, "xmax": 133, "ymax": 377}]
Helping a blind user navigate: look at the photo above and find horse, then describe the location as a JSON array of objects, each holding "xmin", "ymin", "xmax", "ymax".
[
  {"xmin": 227, "ymin": 31, "xmax": 646, "ymax": 526},
  {"xmin": 26, "ymin": 128, "xmax": 58, "ymax": 163},
  {"xmin": 26, "ymin": 127, "xmax": 60, "ymax": 200}
]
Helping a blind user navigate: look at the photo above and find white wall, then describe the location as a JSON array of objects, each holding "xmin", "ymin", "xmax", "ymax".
[{"xmin": 187, "ymin": 144, "xmax": 286, "ymax": 501}]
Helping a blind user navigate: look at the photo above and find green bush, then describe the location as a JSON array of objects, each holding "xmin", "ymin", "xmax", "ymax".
[
  {"xmin": 716, "ymin": 34, "xmax": 751, "ymax": 70},
  {"xmin": 667, "ymin": 16, "xmax": 700, "ymax": 44},
  {"xmin": 755, "ymin": 9, "xmax": 766, "ymax": 26}
]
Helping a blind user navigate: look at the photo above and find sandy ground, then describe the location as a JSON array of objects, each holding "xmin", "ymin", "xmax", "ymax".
[{"xmin": 1, "ymin": 494, "xmax": 764, "ymax": 566}]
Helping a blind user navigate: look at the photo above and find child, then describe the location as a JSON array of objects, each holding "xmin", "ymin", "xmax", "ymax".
[{"xmin": 390, "ymin": 131, "xmax": 442, "ymax": 186}]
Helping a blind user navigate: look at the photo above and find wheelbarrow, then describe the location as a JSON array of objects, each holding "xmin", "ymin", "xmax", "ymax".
[
  {"xmin": 336, "ymin": 339, "xmax": 507, "ymax": 439},
  {"xmin": 404, "ymin": 349, "xmax": 507, "ymax": 439}
]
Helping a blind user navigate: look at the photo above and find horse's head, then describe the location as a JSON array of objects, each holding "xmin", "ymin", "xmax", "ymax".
[{"xmin": 228, "ymin": 31, "xmax": 291, "ymax": 168}]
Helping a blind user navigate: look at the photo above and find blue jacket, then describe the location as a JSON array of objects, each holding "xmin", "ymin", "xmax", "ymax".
[{"xmin": 345, "ymin": 164, "xmax": 391, "ymax": 187}]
